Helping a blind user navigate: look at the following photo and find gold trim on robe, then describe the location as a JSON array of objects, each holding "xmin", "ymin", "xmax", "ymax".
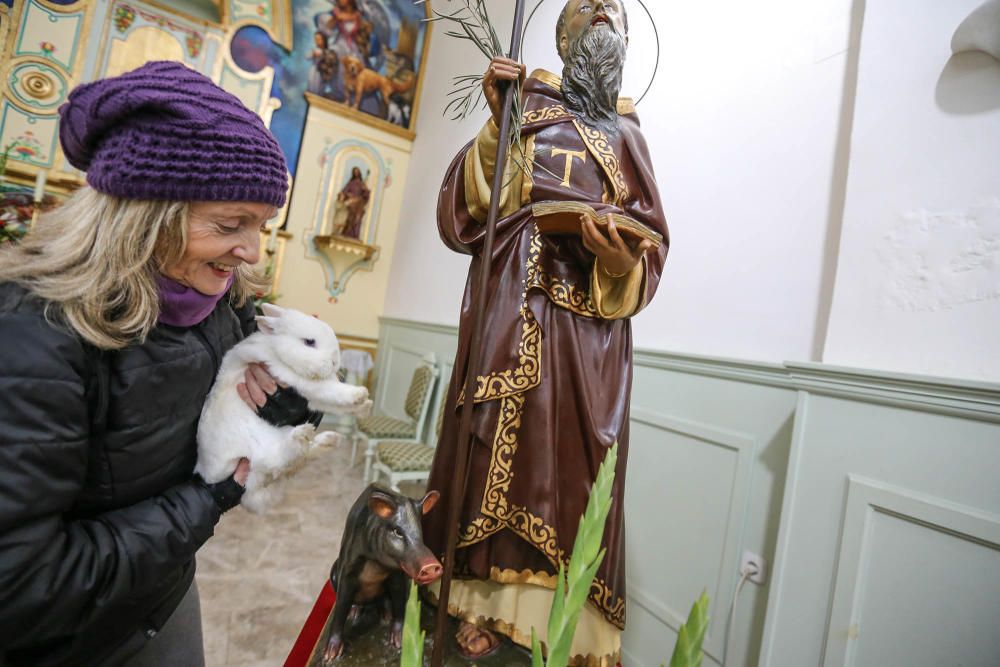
[{"xmin": 458, "ymin": 381, "xmax": 626, "ymax": 629}]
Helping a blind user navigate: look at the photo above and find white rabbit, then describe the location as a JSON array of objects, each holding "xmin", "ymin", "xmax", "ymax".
[{"xmin": 195, "ymin": 304, "xmax": 372, "ymax": 514}]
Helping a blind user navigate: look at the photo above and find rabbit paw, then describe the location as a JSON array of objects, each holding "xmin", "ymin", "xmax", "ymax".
[
  {"xmin": 312, "ymin": 431, "xmax": 345, "ymax": 450},
  {"xmin": 353, "ymin": 398, "xmax": 373, "ymax": 419},
  {"xmin": 291, "ymin": 423, "xmax": 317, "ymax": 445}
]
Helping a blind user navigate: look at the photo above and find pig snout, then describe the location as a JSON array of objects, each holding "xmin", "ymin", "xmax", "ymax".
[
  {"xmin": 403, "ymin": 556, "xmax": 443, "ymax": 585},
  {"xmin": 416, "ymin": 559, "xmax": 443, "ymax": 584}
]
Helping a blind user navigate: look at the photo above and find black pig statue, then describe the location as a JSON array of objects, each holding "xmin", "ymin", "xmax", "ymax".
[{"xmin": 323, "ymin": 484, "xmax": 443, "ymax": 662}]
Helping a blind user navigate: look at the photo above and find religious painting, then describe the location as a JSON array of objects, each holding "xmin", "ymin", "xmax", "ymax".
[
  {"xmin": 304, "ymin": 0, "xmax": 430, "ymax": 135},
  {"xmin": 229, "ymin": 0, "xmax": 430, "ymax": 176}
]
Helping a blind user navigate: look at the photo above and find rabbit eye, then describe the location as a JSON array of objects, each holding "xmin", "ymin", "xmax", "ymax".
[{"xmin": 304, "ymin": 338, "xmax": 316, "ymax": 347}]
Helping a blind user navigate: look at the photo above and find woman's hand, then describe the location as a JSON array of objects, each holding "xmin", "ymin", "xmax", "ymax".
[
  {"xmin": 237, "ymin": 362, "xmax": 285, "ymax": 412},
  {"xmin": 197, "ymin": 457, "xmax": 250, "ymax": 513},
  {"xmin": 483, "ymin": 57, "xmax": 526, "ymax": 127},
  {"xmin": 581, "ymin": 213, "xmax": 653, "ymax": 277}
]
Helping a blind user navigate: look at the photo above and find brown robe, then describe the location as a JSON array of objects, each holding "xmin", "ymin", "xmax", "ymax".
[{"xmin": 423, "ymin": 70, "xmax": 670, "ymax": 634}]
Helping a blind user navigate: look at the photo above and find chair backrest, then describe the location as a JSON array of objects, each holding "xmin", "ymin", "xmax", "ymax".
[{"xmin": 405, "ymin": 354, "xmax": 438, "ymax": 439}]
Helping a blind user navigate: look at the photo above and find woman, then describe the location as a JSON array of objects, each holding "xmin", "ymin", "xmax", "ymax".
[
  {"xmin": 322, "ymin": 0, "xmax": 373, "ymax": 62},
  {"xmin": 0, "ymin": 61, "xmax": 311, "ymax": 666},
  {"xmin": 307, "ymin": 30, "xmax": 340, "ymax": 96}
]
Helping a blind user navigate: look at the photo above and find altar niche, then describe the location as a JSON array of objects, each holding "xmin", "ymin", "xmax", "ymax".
[{"xmin": 307, "ymin": 137, "xmax": 389, "ymax": 300}]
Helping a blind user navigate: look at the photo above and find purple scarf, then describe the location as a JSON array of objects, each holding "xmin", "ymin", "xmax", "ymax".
[{"xmin": 156, "ymin": 273, "xmax": 234, "ymax": 327}]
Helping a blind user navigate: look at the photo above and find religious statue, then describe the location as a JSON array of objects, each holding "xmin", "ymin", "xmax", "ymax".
[
  {"xmin": 422, "ymin": 1, "xmax": 669, "ymax": 664},
  {"xmin": 331, "ymin": 167, "xmax": 371, "ymax": 240}
]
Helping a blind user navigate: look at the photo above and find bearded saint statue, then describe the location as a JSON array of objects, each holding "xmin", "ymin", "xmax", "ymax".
[{"xmin": 422, "ymin": 1, "xmax": 670, "ymax": 665}]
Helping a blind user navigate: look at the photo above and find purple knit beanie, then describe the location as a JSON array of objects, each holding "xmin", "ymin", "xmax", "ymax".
[{"xmin": 58, "ymin": 61, "xmax": 288, "ymax": 207}]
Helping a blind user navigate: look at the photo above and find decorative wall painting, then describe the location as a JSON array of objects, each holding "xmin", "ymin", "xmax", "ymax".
[{"xmin": 230, "ymin": 0, "xmax": 429, "ymax": 176}]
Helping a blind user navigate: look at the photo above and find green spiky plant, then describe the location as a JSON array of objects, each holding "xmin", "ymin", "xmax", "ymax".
[
  {"xmin": 0, "ymin": 141, "xmax": 20, "ymax": 184},
  {"xmin": 526, "ymin": 438, "xmax": 709, "ymax": 667},
  {"xmin": 400, "ymin": 580, "xmax": 425, "ymax": 667},
  {"xmin": 530, "ymin": 441, "xmax": 618, "ymax": 667},
  {"xmin": 667, "ymin": 592, "xmax": 710, "ymax": 667},
  {"xmin": 397, "ymin": 439, "xmax": 709, "ymax": 667}
]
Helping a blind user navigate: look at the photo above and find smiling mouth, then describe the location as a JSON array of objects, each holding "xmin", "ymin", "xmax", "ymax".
[{"xmin": 208, "ymin": 262, "xmax": 237, "ymax": 276}]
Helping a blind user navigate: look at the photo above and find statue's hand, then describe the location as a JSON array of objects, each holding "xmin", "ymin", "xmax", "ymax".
[
  {"xmin": 582, "ymin": 213, "xmax": 653, "ymax": 277},
  {"xmin": 483, "ymin": 57, "xmax": 526, "ymax": 127}
]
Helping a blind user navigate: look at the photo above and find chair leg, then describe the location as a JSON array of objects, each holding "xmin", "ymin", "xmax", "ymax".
[
  {"xmin": 363, "ymin": 438, "xmax": 375, "ymax": 484},
  {"xmin": 350, "ymin": 433, "xmax": 360, "ymax": 467}
]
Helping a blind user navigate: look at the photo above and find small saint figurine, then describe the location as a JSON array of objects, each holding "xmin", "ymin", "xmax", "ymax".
[{"xmin": 422, "ymin": 1, "xmax": 670, "ymax": 664}]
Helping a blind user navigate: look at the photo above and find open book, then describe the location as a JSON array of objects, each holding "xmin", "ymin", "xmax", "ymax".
[{"xmin": 531, "ymin": 201, "xmax": 663, "ymax": 249}]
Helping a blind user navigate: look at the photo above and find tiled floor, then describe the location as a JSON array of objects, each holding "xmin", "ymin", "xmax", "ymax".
[{"xmin": 197, "ymin": 432, "xmax": 414, "ymax": 667}]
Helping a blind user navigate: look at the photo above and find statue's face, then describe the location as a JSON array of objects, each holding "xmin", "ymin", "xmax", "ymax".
[{"xmin": 559, "ymin": 0, "xmax": 628, "ymax": 61}]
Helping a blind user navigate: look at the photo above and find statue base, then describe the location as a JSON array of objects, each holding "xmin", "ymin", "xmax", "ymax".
[{"xmin": 287, "ymin": 581, "xmax": 534, "ymax": 666}]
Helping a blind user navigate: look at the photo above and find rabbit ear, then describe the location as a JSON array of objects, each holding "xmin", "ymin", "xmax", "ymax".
[
  {"xmin": 260, "ymin": 303, "xmax": 285, "ymax": 318},
  {"xmin": 256, "ymin": 316, "xmax": 279, "ymax": 335}
]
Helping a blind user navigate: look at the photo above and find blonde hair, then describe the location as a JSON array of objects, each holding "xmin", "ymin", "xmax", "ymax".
[{"xmin": 0, "ymin": 186, "xmax": 267, "ymax": 350}]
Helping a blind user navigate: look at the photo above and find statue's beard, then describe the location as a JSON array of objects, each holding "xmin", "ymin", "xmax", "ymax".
[{"xmin": 561, "ymin": 25, "xmax": 627, "ymax": 136}]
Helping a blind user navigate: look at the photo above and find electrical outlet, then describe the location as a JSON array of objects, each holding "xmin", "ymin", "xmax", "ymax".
[{"xmin": 740, "ymin": 550, "xmax": 767, "ymax": 585}]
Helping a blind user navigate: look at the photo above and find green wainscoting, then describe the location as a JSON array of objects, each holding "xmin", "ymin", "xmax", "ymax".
[{"xmin": 373, "ymin": 317, "xmax": 1000, "ymax": 667}]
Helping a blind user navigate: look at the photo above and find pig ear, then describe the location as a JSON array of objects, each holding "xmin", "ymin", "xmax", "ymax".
[
  {"xmin": 419, "ymin": 490, "xmax": 440, "ymax": 515},
  {"xmin": 260, "ymin": 303, "xmax": 286, "ymax": 318},
  {"xmin": 255, "ymin": 316, "xmax": 279, "ymax": 335},
  {"xmin": 369, "ymin": 491, "xmax": 397, "ymax": 519}
]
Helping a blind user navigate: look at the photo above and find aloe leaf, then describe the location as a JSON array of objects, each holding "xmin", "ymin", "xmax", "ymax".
[
  {"xmin": 668, "ymin": 591, "xmax": 710, "ymax": 667},
  {"xmin": 529, "ymin": 443, "xmax": 619, "ymax": 667},
  {"xmin": 400, "ymin": 580, "xmax": 425, "ymax": 667}
]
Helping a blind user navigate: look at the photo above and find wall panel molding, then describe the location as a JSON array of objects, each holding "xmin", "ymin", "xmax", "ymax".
[
  {"xmin": 634, "ymin": 349, "xmax": 792, "ymax": 389},
  {"xmin": 629, "ymin": 408, "xmax": 757, "ymax": 663},
  {"xmin": 374, "ymin": 317, "xmax": 1000, "ymax": 667},
  {"xmin": 379, "ymin": 316, "xmax": 459, "ymax": 338},
  {"xmin": 786, "ymin": 362, "xmax": 1000, "ymax": 424},
  {"xmin": 824, "ymin": 476, "xmax": 1000, "ymax": 665}
]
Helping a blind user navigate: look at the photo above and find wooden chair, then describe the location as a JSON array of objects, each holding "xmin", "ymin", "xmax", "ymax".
[
  {"xmin": 371, "ymin": 377, "xmax": 449, "ymax": 492},
  {"xmin": 355, "ymin": 353, "xmax": 438, "ymax": 483}
]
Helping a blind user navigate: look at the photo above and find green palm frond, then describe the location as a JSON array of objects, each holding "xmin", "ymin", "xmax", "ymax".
[
  {"xmin": 667, "ymin": 592, "xmax": 710, "ymax": 667},
  {"xmin": 429, "ymin": 0, "xmax": 533, "ymax": 180},
  {"xmin": 400, "ymin": 580, "xmax": 425, "ymax": 667},
  {"xmin": 531, "ymin": 442, "xmax": 619, "ymax": 667}
]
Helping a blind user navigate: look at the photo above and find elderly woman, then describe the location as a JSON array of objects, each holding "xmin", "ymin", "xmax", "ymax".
[{"xmin": 0, "ymin": 62, "xmax": 312, "ymax": 666}]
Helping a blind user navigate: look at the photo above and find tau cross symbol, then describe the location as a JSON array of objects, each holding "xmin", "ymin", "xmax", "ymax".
[{"xmin": 550, "ymin": 147, "xmax": 588, "ymax": 189}]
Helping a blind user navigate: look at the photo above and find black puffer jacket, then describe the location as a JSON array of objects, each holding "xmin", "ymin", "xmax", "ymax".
[{"xmin": 0, "ymin": 282, "xmax": 250, "ymax": 665}]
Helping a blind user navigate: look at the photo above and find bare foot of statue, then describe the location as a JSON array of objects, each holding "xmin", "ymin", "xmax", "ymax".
[{"xmin": 455, "ymin": 622, "xmax": 501, "ymax": 659}]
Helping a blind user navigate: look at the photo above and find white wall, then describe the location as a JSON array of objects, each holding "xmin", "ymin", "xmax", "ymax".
[
  {"xmin": 823, "ymin": 0, "xmax": 1000, "ymax": 381},
  {"xmin": 383, "ymin": 0, "xmax": 855, "ymax": 364}
]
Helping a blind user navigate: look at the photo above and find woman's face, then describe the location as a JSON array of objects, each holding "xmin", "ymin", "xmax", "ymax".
[{"xmin": 162, "ymin": 201, "xmax": 276, "ymax": 295}]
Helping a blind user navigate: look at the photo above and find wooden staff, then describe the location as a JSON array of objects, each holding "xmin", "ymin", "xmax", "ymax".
[{"xmin": 430, "ymin": 1, "xmax": 529, "ymax": 664}]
